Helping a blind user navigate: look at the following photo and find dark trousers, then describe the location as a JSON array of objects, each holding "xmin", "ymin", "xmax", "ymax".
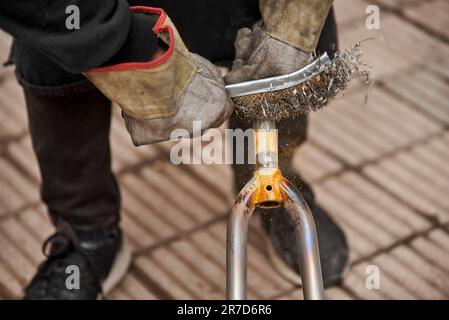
[{"xmin": 23, "ymin": 83, "xmax": 120, "ymax": 232}]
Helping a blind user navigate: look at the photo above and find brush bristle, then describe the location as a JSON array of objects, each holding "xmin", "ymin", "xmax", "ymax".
[{"xmin": 231, "ymin": 43, "xmax": 371, "ymax": 122}]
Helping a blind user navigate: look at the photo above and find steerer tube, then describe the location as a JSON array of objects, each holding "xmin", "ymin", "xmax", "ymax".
[
  {"xmin": 255, "ymin": 120, "xmax": 278, "ymax": 169},
  {"xmin": 226, "ymin": 120, "xmax": 325, "ymax": 300}
]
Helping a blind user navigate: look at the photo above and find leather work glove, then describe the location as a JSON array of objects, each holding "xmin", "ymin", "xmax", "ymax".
[
  {"xmin": 225, "ymin": 0, "xmax": 333, "ymax": 84},
  {"xmin": 85, "ymin": 6, "xmax": 233, "ymax": 145}
]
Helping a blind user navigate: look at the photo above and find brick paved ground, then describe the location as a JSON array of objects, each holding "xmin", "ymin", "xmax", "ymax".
[{"xmin": 0, "ymin": 0, "xmax": 448, "ymax": 300}]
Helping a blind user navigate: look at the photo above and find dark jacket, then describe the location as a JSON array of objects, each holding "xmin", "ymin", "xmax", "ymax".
[{"xmin": 1, "ymin": 0, "xmax": 260, "ymax": 86}]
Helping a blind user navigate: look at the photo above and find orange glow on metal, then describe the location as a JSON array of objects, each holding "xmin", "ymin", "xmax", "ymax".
[{"xmin": 252, "ymin": 168, "xmax": 284, "ymax": 208}]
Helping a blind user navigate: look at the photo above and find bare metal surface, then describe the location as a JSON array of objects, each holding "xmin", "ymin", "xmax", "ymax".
[
  {"xmin": 254, "ymin": 120, "xmax": 278, "ymax": 169},
  {"xmin": 281, "ymin": 179, "xmax": 324, "ymax": 300},
  {"xmin": 226, "ymin": 178, "xmax": 257, "ymax": 300}
]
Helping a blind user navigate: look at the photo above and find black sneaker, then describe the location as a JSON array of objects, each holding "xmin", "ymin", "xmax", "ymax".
[
  {"xmin": 261, "ymin": 191, "xmax": 348, "ymax": 287},
  {"xmin": 24, "ymin": 224, "xmax": 131, "ymax": 300}
]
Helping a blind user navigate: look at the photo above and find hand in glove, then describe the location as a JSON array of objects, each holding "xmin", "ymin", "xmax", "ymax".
[
  {"xmin": 85, "ymin": 6, "xmax": 232, "ymax": 145},
  {"xmin": 225, "ymin": 0, "xmax": 332, "ymax": 84}
]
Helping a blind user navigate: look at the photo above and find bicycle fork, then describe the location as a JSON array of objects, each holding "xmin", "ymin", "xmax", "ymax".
[{"xmin": 226, "ymin": 120, "xmax": 325, "ymax": 300}]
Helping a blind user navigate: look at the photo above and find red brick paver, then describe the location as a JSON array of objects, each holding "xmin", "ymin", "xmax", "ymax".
[{"xmin": 0, "ymin": 1, "xmax": 448, "ymax": 300}]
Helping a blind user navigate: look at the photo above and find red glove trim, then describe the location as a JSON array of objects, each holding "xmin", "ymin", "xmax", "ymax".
[{"xmin": 88, "ymin": 6, "xmax": 175, "ymax": 73}]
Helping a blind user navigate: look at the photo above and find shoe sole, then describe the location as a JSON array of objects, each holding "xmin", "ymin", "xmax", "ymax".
[{"xmin": 100, "ymin": 238, "xmax": 132, "ymax": 297}]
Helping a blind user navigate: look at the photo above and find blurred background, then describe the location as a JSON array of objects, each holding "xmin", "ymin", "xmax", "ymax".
[{"xmin": 0, "ymin": 0, "xmax": 448, "ymax": 299}]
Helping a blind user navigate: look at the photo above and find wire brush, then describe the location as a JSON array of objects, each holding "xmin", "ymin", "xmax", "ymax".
[{"xmin": 226, "ymin": 42, "xmax": 372, "ymax": 122}]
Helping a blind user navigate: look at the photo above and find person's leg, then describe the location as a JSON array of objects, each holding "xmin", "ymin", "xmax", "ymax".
[
  {"xmin": 24, "ymin": 86, "xmax": 120, "ymax": 231},
  {"xmin": 20, "ymin": 81, "xmax": 130, "ymax": 299},
  {"xmin": 229, "ymin": 7, "xmax": 348, "ymax": 287}
]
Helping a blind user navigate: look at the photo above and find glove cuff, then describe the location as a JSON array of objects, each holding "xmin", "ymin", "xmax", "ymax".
[
  {"xmin": 88, "ymin": 6, "xmax": 187, "ymax": 71},
  {"xmin": 260, "ymin": 0, "xmax": 333, "ymax": 53},
  {"xmin": 84, "ymin": 6, "xmax": 197, "ymax": 120}
]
